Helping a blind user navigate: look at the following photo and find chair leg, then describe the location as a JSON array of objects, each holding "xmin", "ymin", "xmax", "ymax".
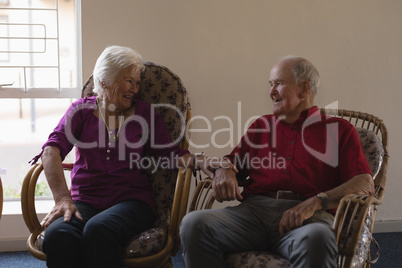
[{"xmin": 163, "ymin": 257, "xmax": 173, "ymax": 268}]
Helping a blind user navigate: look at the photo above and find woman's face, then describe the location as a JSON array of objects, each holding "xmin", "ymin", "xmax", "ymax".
[{"xmin": 105, "ymin": 66, "xmax": 140, "ymax": 113}]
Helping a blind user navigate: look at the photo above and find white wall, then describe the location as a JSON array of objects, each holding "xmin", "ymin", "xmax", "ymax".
[{"xmin": 81, "ymin": 0, "xmax": 401, "ymax": 225}]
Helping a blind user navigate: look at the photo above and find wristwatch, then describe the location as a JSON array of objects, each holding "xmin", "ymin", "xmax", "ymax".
[{"xmin": 316, "ymin": 192, "xmax": 328, "ymax": 211}]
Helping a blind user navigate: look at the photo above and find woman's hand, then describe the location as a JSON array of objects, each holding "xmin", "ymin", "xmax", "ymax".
[
  {"xmin": 196, "ymin": 156, "xmax": 238, "ymax": 179},
  {"xmin": 177, "ymin": 154, "xmax": 238, "ymax": 179},
  {"xmin": 41, "ymin": 196, "xmax": 83, "ymax": 229},
  {"xmin": 41, "ymin": 146, "xmax": 83, "ymax": 229}
]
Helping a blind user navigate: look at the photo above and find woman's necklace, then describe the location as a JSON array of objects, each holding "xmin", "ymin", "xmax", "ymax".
[{"xmin": 97, "ymin": 101, "xmax": 124, "ymax": 143}]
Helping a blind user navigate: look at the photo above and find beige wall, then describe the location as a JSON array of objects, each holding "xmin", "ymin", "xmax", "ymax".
[{"xmin": 82, "ymin": 0, "xmax": 402, "ymax": 223}]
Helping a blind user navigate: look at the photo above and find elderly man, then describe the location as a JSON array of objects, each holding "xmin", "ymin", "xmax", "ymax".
[{"xmin": 180, "ymin": 56, "xmax": 374, "ymax": 267}]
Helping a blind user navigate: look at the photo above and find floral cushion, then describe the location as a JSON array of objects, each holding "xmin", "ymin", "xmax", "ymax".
[
  {"xmin": 355, "ymin": 128, "xmax": 384, "ymax": 179},
  {"xmin": 125, "ymin": 227, "xmax": 167, "ymax": 257},
  {"xmin": 36, "ymin": 62, "xmax": 190, "ymax": 258},
  {"xmin": 137, "ymin": 62, "xmax": 190, "ymax": 230},
  {"xmin": 226, "ymin": 251, "xmax": 291, "ymax": 268},
  {"xmin": 351, "ymin": 204, "xmax": 376, "ymax": 267}
]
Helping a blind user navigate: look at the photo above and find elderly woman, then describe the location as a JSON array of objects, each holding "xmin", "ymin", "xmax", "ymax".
[{"xmin": 31, "ymin": 46, "xmax": 230, "ymax": 268}]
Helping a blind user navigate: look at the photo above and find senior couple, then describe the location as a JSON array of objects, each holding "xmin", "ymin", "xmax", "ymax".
[{"xmin": 33, "ymin": 45, "xmax": 373, "ymax": 268}]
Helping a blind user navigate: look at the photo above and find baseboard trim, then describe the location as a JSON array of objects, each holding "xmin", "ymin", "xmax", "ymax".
[
  {"xmin": 0, "ymin": 238, "xmax": 27, "ymax": 252},
  {"xmin": 374, "ymin": 220, "xmax": 402, "ymax": 233}
]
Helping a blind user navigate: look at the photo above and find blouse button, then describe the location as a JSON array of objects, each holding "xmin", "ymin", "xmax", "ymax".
[
  {"xmin": 106, "ymin": 157, "xmax": 110, "ymax": 160},
  {"xmin": 107, "ymin": 149, "xmax": 110, "ymax": 153}
]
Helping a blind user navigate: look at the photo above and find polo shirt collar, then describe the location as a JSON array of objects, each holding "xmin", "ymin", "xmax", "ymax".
[{"xmin": 276, "ymin": 106, "xmax": 320, "ymax": 128}]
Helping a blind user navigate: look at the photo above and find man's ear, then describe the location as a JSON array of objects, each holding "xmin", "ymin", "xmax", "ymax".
[{"xmin": 299, "ymin": 80, "xmax": 311, "ymax": 99}]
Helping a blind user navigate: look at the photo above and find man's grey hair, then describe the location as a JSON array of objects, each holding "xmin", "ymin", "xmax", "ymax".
[{"xmin": 282, "ymin": 56, "xmax": 320, "ymax": 94}]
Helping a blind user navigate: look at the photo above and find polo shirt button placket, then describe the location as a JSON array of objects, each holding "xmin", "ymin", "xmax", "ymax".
[{"xmin": 287, "ymin": 127, "xmax": 296, "ymax": 175}]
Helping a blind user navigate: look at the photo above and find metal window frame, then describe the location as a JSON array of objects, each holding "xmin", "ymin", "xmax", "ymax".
[
  {"xmin": 0, "ymin": 15, "xmax": 10, "ymax": 62},
  {"xmin": 0, "ymin": 0, "xmax": 81, "ymax": 98}
]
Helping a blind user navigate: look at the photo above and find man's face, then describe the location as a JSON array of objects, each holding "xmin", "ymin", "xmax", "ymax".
[{"xmin": 268, "ymin": 60, "xmax": 305, "ymax": 123}]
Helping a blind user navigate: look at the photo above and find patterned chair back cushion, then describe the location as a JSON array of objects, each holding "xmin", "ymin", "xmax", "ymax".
[{"xmin": 355, "ymin": 128, "xmax": 384, "ymax": 179}]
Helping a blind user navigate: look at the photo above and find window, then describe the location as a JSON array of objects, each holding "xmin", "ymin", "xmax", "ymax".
[{"xmin": 0, "ymin": 0, "xmax": 81, "ymax": 199}]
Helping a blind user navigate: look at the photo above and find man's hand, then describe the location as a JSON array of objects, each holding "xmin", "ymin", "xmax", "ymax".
[
  {"xmin": 278, "ymin": 197, "xmax": 320, "ymax": 235},
  {"xmin": 212, "ymin": 168, "xmax": 243, "ymax": 202},
  {"xmin": 41, "ymin": 196, "xmax": 83, "ymax": 229}
]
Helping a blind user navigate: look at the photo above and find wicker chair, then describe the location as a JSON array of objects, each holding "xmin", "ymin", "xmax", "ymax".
[
  {"xmin": 189, "ymin": 109, "xmax": 389, "ymax": 268},
  {"xmin": 21, "ymin": 62, "xmax": 193, "ymax": 267}
]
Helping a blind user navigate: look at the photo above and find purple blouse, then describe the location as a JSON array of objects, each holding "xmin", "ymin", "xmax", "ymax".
[{"xmin": 31, "ymin": 96, "xmax": 189, "ymax": 213}]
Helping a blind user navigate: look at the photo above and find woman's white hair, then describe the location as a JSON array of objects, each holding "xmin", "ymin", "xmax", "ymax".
[
  {"xmin": 282, "ymin": 56, "xmax": 320, "ymax": 94},
  {"xmin": 92, "ymin": 45, "xmax": 145, "ymax": 97}
]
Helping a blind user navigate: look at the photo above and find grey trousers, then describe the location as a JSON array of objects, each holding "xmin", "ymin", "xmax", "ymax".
[{"xmin": 180, "ymin": 195, "xmax": 338, "ymax": 268}]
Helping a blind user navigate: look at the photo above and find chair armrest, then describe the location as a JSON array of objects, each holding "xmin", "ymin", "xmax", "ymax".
[
  {"xmin": 21, "ymin": 163, "xmax": 74, "ymax": 261},
  {"xmin": 21, "ymin": 163, "xmax": 75, "ymax": 232},
  {"xmin": 188, "ymin": 178, "xmax": 215, "ymax": 212},
  {"xmin": 169, "ymin": 168, "xmax": 192, "ymax": 255},
  {"xmin": 21, "ymin": 163, "xmax": 44, "ymax": 233},
  {"xmin": 333, "ymin": 194, "xmax": 380, "ymax": 267}
]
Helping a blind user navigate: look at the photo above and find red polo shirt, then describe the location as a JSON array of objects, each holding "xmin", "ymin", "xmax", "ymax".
[{"xmin": 226, "ymin": 106, "xmax": 371, "ymax": 200}]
